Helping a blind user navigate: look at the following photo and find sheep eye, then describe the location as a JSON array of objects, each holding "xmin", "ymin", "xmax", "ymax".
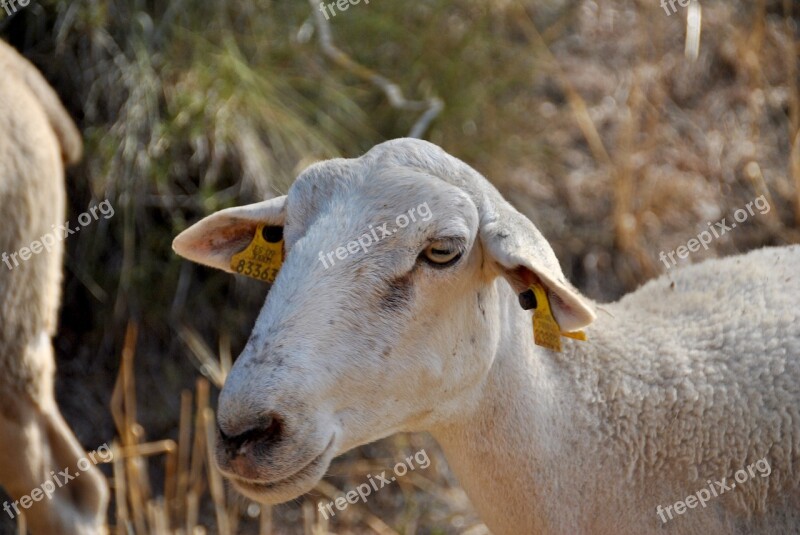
[{"xmin": 422, "ymin": 241, "xmax": 462, "ymax": 266}]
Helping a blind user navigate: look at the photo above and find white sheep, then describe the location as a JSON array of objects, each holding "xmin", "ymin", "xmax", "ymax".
[
  {"xmin": 174, "ymin": 138, "xmax": 800, "ymax": 534},
  {"xmin": 0, "ymin": 41, "xmax": 108, "ymax": 534}
]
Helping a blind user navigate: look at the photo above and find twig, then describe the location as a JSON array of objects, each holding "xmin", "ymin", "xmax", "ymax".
[
  {"xmin": 204, "ymin": 408, "xmax": 230, "ymax": 535},
  {"xmin": 512, "ymin": 4, "xmax": 612, "ymax": 167},
  {"xmin": 684, "ymin": 1, "xmax": 702, "ymax": 61},
  {"xmin": 307, "ymin": 0, "xmax": 443, "ymax": 138},
  {"xmin": 784, "ymin": 0, "xmax": 800, "ymax": 224}
]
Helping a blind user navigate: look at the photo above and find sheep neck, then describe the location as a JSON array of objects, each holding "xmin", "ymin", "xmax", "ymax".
[{"xmin": 431, "ymin": 280, "xmax": 595, "ymax": 535}]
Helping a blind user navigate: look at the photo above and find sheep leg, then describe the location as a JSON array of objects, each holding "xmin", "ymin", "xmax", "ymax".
[{"xmin": 0, "ymin": 340, "xmax": 108, "ymax": 535}]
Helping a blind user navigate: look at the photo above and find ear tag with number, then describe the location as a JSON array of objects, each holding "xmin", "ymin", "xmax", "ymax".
[
  {"xmin": 527, "ymin": 282, "xmax": 587, "ymax": 353},
  {"xmin": 230, "ymin": 224, "xmax": 284, "ymax": 283}
]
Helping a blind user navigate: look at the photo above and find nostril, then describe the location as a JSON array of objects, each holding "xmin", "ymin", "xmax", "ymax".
[{"xmin": 218, "ymin": 413, "xmax": 283, "ymax": 454}]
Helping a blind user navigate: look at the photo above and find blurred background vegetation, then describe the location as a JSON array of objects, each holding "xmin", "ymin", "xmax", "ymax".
[{"xmin": 1, "ymin": 0, "xmax": 798, "ymax": 533}]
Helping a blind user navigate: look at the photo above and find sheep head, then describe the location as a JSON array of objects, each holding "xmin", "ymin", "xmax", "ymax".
[{"xmin": 172, "ymin": 138, "xmax": 596, "ymax": 503}]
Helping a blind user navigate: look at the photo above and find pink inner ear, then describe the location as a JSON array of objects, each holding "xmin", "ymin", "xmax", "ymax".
[
  {"xmin": 199, "ymin": 221, "xmax": 258, "ymax": 253},
  {"xmin": 547, "ymin": 285, "xmax": 595, "ymax": 332},
  {"xmin": 509, "ymin": 266, "xmax": 538, "ymax": 294},
  {"xmin": 507, "ymin": 266, "xmax": 595, "ymax": 331},
  {"xmin": 547, "ymin": 291, "xmax": 573, "ymax": 328}
]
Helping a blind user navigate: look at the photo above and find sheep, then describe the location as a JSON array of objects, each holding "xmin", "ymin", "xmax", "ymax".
[
  {"xmin": 173, "ymin": 138, "xmax": 800, "ymax": 534},
  {"xmin": 0, "ymin": 41, "xmax": 108, "ymax": 534}
]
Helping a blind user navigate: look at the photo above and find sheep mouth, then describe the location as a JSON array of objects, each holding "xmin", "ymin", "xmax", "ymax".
[{"xmin": 224, "ymin": 435, "xmax": 335, "ymax": 502}]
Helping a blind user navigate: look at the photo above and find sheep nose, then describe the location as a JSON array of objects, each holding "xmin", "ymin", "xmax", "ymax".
[{"xmin": 217, "ymin": 414, "xmax": 284, "ymax": 459}]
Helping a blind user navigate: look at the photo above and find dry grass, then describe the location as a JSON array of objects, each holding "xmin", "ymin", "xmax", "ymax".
[{"xmin": 495, "ymin": 0, "xmax": 800, "ymax": 299}]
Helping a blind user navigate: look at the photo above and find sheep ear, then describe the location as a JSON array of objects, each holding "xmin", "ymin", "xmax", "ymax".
[
  {"xmin": 172, "ymin": 196, "xmax": 287, "ymax": 273},
  {"xmin": 479, "ymin": 205, "xmax": 596, "ymax": 332}
]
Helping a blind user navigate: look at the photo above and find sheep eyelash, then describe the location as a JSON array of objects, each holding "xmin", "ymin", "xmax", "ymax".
[{"xmin": 418, "ymin": 237, "xmax": 467, "ymax": 269}]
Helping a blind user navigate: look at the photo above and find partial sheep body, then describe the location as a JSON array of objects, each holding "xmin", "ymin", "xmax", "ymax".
[
  {"xmin": 173, "ymin": 138, "xmax": 800, "ymax": 534},
  {"xmin": 436, "ymin": 244, "xmax": 800, "ymax": 534},
  {"xmin": 0, "ymin": 41, "xmax": 108, "ymax": 534}
]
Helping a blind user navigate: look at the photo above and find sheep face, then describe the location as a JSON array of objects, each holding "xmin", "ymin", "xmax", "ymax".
[{"xmin": 173, "ymin": 138, "xmax": 595, "ymax": 503}]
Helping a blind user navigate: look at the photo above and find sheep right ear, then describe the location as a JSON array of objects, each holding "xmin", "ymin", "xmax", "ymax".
[
  {"xmin": 172, "ymin": 196, "xmax": 287, "ymax": 273},
  {"xmin": 479, "ymin": 200, "xmax": 596, "ymax": 332}
]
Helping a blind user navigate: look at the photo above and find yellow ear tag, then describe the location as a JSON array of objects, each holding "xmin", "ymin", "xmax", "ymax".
[
  {"xmin": 529, "ymin": 282, "xmax": 587, "ymax": 352},
  {"xmin": 230, "ymin": 224, "xmax": 284, "ymax": 283}
]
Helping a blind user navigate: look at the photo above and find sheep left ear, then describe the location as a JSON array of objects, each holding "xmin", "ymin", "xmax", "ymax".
[
  {"xmin": 172, "ymin": 196, "xmax": 287, "ymax": 273},
  {"xmin": 479, "ymin": 204, "xmax": 596, "ymax": 332}
]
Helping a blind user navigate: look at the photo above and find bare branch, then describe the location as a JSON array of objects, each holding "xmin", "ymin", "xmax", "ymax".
[{"xmin": 307, "ymin": 0, "xmax": 443, "ymax": 139}]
